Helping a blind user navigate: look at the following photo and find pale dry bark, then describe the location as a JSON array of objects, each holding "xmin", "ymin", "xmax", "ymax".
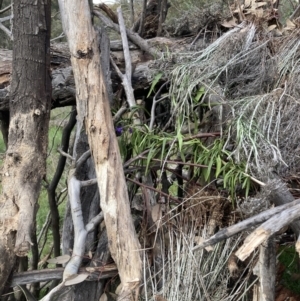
[
  {"xmin": 0, "ymin": 0, "xmax": 51, "ymax": 294},
  {"xmin": 236, "ymin": 202, "xmax": 300, "ymax": 261},
  {"xmin": 58, "ymin": 1, "xmax": 142, "ymax": 300}
]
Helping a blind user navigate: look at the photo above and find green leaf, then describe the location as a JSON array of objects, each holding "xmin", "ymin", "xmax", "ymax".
[
  {"xmin": 245, "ymin": 179, "xmax": 251, "ymax": 197},
  {"xmin": 177, "ymin": 132, "xmax": 183, "ymax": 152},
  {"xmin": 215, "ymin": 155, "xmax": 222, "ymax": 177},
  {"xmin": 147, "ymin": 72, "xmax": 163, "ymax": 98},
  {"xmin": 194, "ymin": 86, "xmax": 205, "ymax": 103},
  {"xmin": 204, "ymin": 157, "xmax": 214, "ymax": 181},
  {"xmin": 146, "ymin": 146, "xmax": 156, "ymax": 174},
  {"xmin": 161, "ymin": 138, "xmax": 167, "ymax": 162}
]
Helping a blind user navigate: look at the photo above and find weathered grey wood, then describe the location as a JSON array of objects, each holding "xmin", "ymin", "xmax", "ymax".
[
  {"xmin": 193, "ymin": 198, "xmax": 300, "ymax": 252},
  {"xmin": 267, "ymin": 178, "xmax": 300, "ymax": 236},
  {"xmin": 236, "ymin": 202, "xmax": 300, "ymax": 261},
  {"xmin": 258, "ymin": 237, "xmax": 276, "ymax": 301},
  {"xmin": 10, "ymin": 265, "xmax": 117, "ymax": 287}
]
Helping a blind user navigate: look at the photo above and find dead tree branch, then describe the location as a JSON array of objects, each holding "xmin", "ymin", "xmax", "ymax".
[
  {"xmin": 94, "ymin": 8, "xmax": 162, "ymax": 58},
  {"xmin": 236, "ymin": 202, "xmax": 300, "ymax": 261},
  {"xmin": 193, "ymin": 198, "xmax": 300, "ymax": 252},
  {"xmin": 11, "ymin": 264, "xmax": 117, "ymax": 287}
]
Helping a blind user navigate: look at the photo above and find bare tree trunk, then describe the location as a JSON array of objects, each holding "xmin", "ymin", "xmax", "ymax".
[
  {"xmin": 58, "ymin": 1, "xmax": 141, "ymax": 300},
  {"xmin": 0, "ymin": 0, "xmax": 51, "ymax": 295}
]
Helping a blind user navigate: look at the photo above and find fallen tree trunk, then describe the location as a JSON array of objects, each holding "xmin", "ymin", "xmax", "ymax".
[
  {"xmin": 0, "ymin": 44, "xmax": 155, "ymax": 111},
  {"xmin": 0, "ymin": 36, "xmax": 183, "ymax": 111}
]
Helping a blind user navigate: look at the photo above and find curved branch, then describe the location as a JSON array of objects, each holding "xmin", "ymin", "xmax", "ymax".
[{"xmin": 47, "ymin": 107, "xmax": 77, "ymax": 260}]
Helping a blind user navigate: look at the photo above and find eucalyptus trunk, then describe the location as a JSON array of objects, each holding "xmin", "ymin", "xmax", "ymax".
[{"xmin": 0, "ymin": 0, "xmax": 51, "ymax": 294}]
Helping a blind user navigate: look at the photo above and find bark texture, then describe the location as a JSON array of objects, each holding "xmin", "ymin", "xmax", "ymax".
[
  {"xmin": 0, "ymin": 0, "xmax": 51, "ymax": 294},
  {"xmin": 58, "ymin": 1, "xmax": 141, "ymax": 300}
]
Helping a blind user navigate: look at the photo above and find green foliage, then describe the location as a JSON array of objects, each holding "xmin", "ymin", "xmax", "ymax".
[
  {"xmin": 51, "ymin": 0, "xmax": 65, "ymax": 41},
  {"xmin": 147, "ymin": 72, "xmax": 163, "ymax": 98},
  {"xmin": 0, "ymin": 0, "xmax": 12, "ymax": 49},
  {"xmin": 36, "ymin": 124, "xmax": 66, "ymax": 232},
  {"xmin": 278, "ymin": 246, "xmax": 300, "ymax": 294},
  {"xmin": 0, "ymin": 132, "xmax": 6, "ymax": 153},
  {"xmin": 119, "ymin": 122, "xmax": 251, "ymax": 200}
]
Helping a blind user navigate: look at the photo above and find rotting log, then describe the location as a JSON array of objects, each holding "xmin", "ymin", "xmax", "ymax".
[{"xmin": 57, "ymin": 0, "xmax": 142, "ymax": 300}]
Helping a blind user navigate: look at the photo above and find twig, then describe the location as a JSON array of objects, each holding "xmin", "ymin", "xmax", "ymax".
[
  {"xmin": 0, "ymin": 21, "xmax": 12, "ymax": 40},
  {"xmin": 40, "ymin": 282, "xmax": 66, "ymax": 301},
  {"xmin": 93, "ymin": 8, "xmax": 162, "ymax": 58},
  {"xmin": 62, "ymin": 171, "xmax": 102, "ymax": 281},
  {"xmin": 149, "ymin": 81, "xmax": 169, "ymax": 130},
  {"xmin": 139, "ymin": 156, "xmax": 210, "ymax": 169},
  {"xmin": 113, "ymin": 102, "xmax": 128, "ymax": 123},
  {"xmin": 290, "ymin": 4, "xmax": 300, "ymax": 20},
  {"xmin": 0, "ymin": 4, "xmax": 12, "ymax": 14},
  {"xmin": 0, "ymin": 15, "xmax": 11, "ymax": 22},
  {"xmin": 81, "ymin": 178, "xmax": 98, "ymax": 187},
  {"xmin": 124, "ymin": 149, "xmax": 150, "ymax": 168},
  {"xmin": 75, "ymin": 150, "xmax": 91, "ymax": 170},
  {"xmin": 127, "ymin": 177, "xmax": 179, "ymax": 203},
  {"xmin": 86, "ymin": 212, "xmax": 104, "ymax": 233},
  {"xmin": 190, "ymin": 28, "xmax": 205, "ymax": 47},
  {"xmin": 110, "ymin": 7, "xmax": 140, "ymax": 126},
  {"xmin": 96, "ymin": 3, "xmax": 118, "ymax": 23},
  {"xmin": 50, "ymin": 32, "xmax": 65, "ymax": 42},
  {"xmin": 37, "ymin": 212, "xmax": 51, "ymax": 244},
  {"xmin": 58, "ymin": 148, "xmax": 74, "ymax": 161}
]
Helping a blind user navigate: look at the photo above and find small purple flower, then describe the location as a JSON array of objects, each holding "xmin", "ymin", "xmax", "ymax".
[{"xmin": 115, "ymin": 126, "xmax": 123, "ymax": 136}]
